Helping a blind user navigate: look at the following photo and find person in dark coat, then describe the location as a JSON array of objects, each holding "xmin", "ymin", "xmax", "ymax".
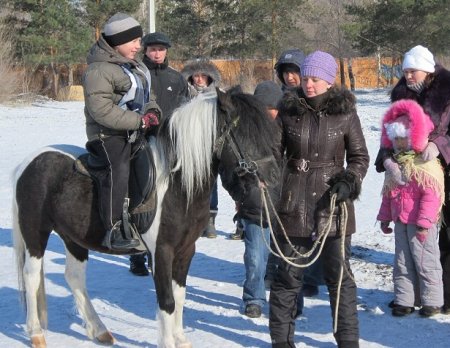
[
  {"xmin": 272, "ymin": 47, "xmax": 325, "ymax": 305},
  {"xmin": 269, "ymin": 51, "xmax": 369, "ymax": 348},
  {"xmin": 375, "ymin": 45, "xmax": 450, "ymax": 315},
  {"xmin": 142, "ymin": 32, "xmax": 189, "ymax": 121},
  {"xmin": 232, "ymin": 80, "xmax": 283, "ymax": 318},
  {"xmin": 274, "ymin": 49, "xmax": 305, "ymax": 90},
  {"xmin": 128, "ymin": 31, "xmax": 189, "ymax": 276}
]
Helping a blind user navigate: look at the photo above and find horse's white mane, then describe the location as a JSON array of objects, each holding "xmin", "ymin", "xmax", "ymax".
[{"xmin": 168, "ymin": 90, "xmax": 218, "ymax": 201}]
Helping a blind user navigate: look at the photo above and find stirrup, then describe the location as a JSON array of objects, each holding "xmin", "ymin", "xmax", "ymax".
[
  {"xmin": 122, "ymin": 198, "xmax": 137, "ymax": 240},
  {"xmin": 102, "ymin": 220, "xmax": 140, "ymax": 251},
  {"xmin": 102, "ymin": 220, "xmax": 122, "ymax": 250}
]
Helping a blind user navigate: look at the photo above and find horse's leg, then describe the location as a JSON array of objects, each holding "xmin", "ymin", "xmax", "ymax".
[
  {"xmin": 63, "ymin": 240, "xmax": 114, "ymax": 345},
  {"xmin": 172, "ymin": 244, "xmax": 196, "ymax": 348},
  {"xmin": 154, "ymin": 243, "xmax": 178, "ymax": 348},
  {"xmin": 23, "ymin": 253, "xmax": 47, "ymax": 348},
  {"xmin": 13, "ymin": 193, "xmax": 50, "ymax": 348}
]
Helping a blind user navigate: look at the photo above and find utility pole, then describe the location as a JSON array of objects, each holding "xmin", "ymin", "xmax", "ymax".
[{"xmin": 148, "ymin": 0, "xmax": 155, "ymax": 33}]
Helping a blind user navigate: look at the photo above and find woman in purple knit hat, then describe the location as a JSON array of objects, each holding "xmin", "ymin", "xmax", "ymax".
[{"xmin": 269, "ymin": 51, "xmax": 369, "ymax": 348}]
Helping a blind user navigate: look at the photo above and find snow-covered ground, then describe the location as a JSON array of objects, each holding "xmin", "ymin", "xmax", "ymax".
[{"xmin": 1, "ymin": 89, "xmax": 449, "ymax": 347}]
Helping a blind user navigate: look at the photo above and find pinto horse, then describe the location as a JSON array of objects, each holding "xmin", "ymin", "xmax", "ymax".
[{"xmin": 12, "ymin": 88, "xmax": 280, "ymax": 348}]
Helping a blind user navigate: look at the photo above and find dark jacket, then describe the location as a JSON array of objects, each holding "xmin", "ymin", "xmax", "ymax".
[
  {"xmin": 143, "ymin": 56, "xmax": 189, "ymax": 121},
  {"xmin": 276, "ymin": 86, "xmax": 369, "ymax": 237},
  {"xmin": 375, "ymin": 65, "xmax": 450, "ymax": 172},
  {"xmin": 391, "ymin": 65, "xmax": 450, "ymax": 165}
]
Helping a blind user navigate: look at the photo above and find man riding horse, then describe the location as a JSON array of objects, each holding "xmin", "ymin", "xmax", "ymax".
[{"xmin": 83, "ymin": 13, "xmax": 161, "ymax": 251}]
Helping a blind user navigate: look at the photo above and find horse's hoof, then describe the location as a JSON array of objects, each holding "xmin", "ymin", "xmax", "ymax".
[
  {"xmin": 96, "ymin": 331, "xmax": 115, "ymax": 345},
  {"xmin": 31, "ymin": 334, "xmax": 46, "ymax": 348}
]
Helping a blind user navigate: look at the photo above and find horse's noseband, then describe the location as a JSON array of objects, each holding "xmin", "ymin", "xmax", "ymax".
[
  {"xmin": 236, "ymin": 159, "xmax": 258, "ymax": 176},
  {"xmin": 215, "ymin": 113, "xmax": 275, "ymax": 182}
]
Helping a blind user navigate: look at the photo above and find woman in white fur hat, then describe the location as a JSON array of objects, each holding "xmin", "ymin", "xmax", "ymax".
[{"xmin": 375, "ymin": 44, "xmax": 450, "ymax": 315}]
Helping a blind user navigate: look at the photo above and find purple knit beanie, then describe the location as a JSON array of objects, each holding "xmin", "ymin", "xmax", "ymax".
[{"xmin": 301, "ymin": 51, "xmax": 337, "ymax": 84}]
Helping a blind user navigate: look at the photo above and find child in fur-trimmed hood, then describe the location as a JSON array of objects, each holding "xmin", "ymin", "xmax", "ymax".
[{"xmin": 377, "ymin": 99, "xmax": 444, "ymax": 317}]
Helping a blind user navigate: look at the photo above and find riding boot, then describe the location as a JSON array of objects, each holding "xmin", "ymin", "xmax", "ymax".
[
  {"xmin": 203, "ymin": 211, "xmax": 217, "ymax": 238},
  {"xmin": 103, "ymin": 200, "xmax": 140, "ymax": 251},
  {"xmin": 102, "ymin": 220, "xmax": 140, "ymax": 251}
]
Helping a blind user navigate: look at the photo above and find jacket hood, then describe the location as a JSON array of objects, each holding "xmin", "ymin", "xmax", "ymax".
[
  {"xmin": 274, "ymin": 49, "xmax": 305, "ymax": 85},
  {"xmin": 181, "ymin": 60, "xmax": 221, "ymax": 86},
  {"xmin": 381, "ymin": 99, "xmax": 434, "ymax": 152}
]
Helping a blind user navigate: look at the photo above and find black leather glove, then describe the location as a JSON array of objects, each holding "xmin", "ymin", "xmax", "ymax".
[{"xmin": 330, "ymin": 181, "xmax": 351, "ymax": 202}]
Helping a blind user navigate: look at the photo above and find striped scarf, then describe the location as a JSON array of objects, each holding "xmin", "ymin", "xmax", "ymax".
[{"xmin": 119, "ymin": 63, "xmax": 151, "ymax": 115}]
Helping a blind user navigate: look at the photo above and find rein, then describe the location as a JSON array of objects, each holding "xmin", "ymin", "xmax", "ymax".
[{"xmin": 259, "ymin": 184, "xmax": 351, "ymax": 333}]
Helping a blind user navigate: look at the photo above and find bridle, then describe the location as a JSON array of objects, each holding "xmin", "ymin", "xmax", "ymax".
[{"xmin": 214, "ymin": 111, "xmax": 275, "ymax": 181}]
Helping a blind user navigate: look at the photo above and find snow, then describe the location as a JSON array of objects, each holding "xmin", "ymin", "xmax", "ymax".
[{"xmin": 1, "ymin": 89, "xmax": 449, "ymax": 348}]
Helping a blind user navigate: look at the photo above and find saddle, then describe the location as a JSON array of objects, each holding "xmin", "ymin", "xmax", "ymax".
[{"xmin": 74, "ymin": 142, "xmax": 157, "ymax": 235}]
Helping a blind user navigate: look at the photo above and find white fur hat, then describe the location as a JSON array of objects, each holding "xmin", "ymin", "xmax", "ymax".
[
  {"xmin": 385, "ymin": 122, "xmax": 410, "ymax": 141},
  {"xmin": 402, "ymin": 45, "xmax": 435, "ymax": 73}
]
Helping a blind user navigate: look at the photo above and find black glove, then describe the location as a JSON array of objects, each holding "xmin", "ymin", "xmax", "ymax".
[{"xmin": 330, "ymin": 181, "xmax": 351, "ymax": 202}]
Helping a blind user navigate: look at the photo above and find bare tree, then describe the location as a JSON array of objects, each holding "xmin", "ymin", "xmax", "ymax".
[{"xmin": 0, "ymin": 20, "xmax": 19, "ymax": 102}]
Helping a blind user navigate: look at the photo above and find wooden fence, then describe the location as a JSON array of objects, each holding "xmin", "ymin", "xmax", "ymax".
[{"xmin": 29, "ymin": 57, "xmax": 406, "ymax": 100}]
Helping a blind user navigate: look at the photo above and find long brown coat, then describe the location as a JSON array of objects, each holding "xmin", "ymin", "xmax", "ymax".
[{"xmin": 276, "ymin": 86, "xmax": 369, "ymax": 238}]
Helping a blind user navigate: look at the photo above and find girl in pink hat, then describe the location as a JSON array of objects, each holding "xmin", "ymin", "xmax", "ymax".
[{"xmin": 377, "ymin": 99, "xmax": 444, "ymax": 317}]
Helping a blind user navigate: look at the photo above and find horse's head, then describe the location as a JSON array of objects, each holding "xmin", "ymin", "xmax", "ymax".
[{"xmin": 214, "ymin": 87, "xmax": 281, "ymax": 202}]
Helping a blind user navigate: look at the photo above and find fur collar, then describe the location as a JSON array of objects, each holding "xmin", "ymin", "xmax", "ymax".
[
  {"xmin": 391, "ymin": 65, "xmax": 450, "ymax": 117},
  {"xmin": 181, "ymin": 60, "xmax": 221, "ymax": 86},
  {"xmin": 278, "ymin": 86, "xmax": 356, "ymax": 117}
]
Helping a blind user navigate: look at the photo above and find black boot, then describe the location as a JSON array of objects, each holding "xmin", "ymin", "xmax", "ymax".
[
  {"xmin": 129, "ymin": 253, "xmax": 149, "ymax": 276},
  {"xmin": 103, "ymin": 221, "xmax": 140, "ymax": 251}
]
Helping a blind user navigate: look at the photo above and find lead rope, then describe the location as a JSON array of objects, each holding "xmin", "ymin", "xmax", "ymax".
[{"xmin": 259, "ymin": 184, "xmax": 350, "ymax": 333}]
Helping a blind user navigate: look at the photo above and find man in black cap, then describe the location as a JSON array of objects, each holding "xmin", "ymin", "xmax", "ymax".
[
  {"xmin": 142, "ymin": 31, "xmax": 189, "ymax": 122},
  {"xmin": 128, "ymin": 31, "xmax": 189, "ymax": 276}
]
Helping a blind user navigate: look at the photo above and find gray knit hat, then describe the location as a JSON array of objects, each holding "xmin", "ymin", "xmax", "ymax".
[
  {"xmin": 103, "ymin": 13, "xmax": 143, "ymax": 47},
  {"xmin": 254, "ymin": 81, "xmax": 283, "ymax": 109}
]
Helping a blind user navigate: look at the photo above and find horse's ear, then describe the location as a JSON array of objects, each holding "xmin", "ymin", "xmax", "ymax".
[{"xmin": 216, "ymin": 87, "xmax": 234, "ymax": 113}]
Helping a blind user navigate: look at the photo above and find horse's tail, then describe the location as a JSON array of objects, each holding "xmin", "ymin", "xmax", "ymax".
[{"xmin": 12, "ymin": 164, "xmax": 48, "ymax": 330}]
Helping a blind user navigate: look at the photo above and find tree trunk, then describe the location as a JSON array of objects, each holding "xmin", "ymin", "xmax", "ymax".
[
  {"xmin": 348, "ymin": 58, "xmax": 355, "ymax": 91},
  {"xmin": 68, "ymin": 65, "xmax": 74, "ymax": 86},
  {"xmin": 339, "ymin": 57, "xmax": 346, "ymax": 87}
]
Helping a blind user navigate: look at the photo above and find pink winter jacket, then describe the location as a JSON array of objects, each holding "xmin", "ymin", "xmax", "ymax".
[{"xmin": 377, "ymin": 177, "xmax": 441, "ymax": 228}]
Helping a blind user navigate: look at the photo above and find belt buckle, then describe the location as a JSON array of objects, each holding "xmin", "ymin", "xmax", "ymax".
[{"xmin": 296, "ymin": 159, "xmax": 309, "ymax": 172}]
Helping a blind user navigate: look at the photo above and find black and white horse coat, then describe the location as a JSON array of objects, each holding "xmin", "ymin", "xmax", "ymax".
[{"xmin": 12, "ymin": 88, "xmax": 279, "ymax": 348}]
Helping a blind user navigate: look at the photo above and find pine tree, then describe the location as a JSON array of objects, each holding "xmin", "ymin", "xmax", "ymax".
[
  {"xmin": 5, "ymin": 0, "xmax": 92, "ymax": 96},
  {"xmin": 346, "ymin": 0, "xmax": 450, "ymax": 56},
  {"xmin": 80, "ymin": 0, "xmax": 143, "ymax": 41}
]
